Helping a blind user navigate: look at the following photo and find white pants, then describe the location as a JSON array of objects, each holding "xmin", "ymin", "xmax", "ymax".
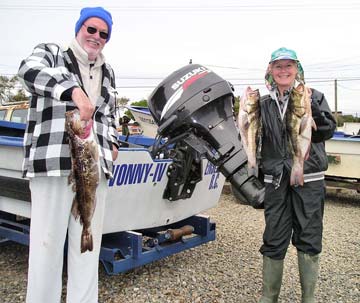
[{"xmin": 26, "ymin": 175, "xmax": 108, "ymax": 303}]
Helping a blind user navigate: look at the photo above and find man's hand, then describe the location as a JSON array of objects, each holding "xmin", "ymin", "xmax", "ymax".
[{"xmin": 72, "ymin": 87, "xmax": 95, "ymax": 121}]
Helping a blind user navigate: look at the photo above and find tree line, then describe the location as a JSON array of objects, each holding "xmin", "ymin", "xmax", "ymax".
[{"xmin": 0, "ymin": 76, "xmax": 27, "ymax": 104}]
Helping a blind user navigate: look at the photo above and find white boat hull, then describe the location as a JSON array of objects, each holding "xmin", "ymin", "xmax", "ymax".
[
  {"xmin": 0, "ymin": 143, "xmax": 225, "ymax": 234},
  {"xmin": 325, "ymin": 136, "xmax": 360, "ymax": 179},
  {"xmin": 128, "ymin": 106, "xmax": 158, "ymax": 138}
]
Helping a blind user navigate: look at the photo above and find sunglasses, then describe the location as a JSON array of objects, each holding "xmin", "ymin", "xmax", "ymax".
[{"xmin": 82, "ymin": 24, "xmax": 109, "ymax": 40}]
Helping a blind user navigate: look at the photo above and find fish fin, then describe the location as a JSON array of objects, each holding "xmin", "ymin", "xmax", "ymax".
[
  {"xmin": 80, "ymin": 228, "xmax": 93, "ymax": 253},
  {"xmin": 299, "ymin": 115, "xmax": 310, "ymax": 134},
  {"xmin": 239, "ymin": 87, "xmax": 251, "ymax": 110},
  {"xmin": 247, "ymin": 165, "xmax": 258, "ymax": 176},
  {"xmin": 239, "ymin": 129, "xmax": 248, "ymax": 145},
  {"xmin": 238, "ymin": 113, "xmax": 250, "ymax": 144},
  {"xmin": 311, "ymin": 117, "xmax": 317, "ymax": 131},
  {"xmin": 238, "ymin": 110, "xmax": 248, "ymax": 126},
  {"xmin": 247, "ymin": 156, "xmax": 257, "ymax": 169},
  {"xmin": 89, "ymin": 142, "xmax": 99, "ymax": 161},
  {"xmin": 68, "ymin": 173, "xmax": 73, "ymax": 185},
  {"xmin": 243, "ymin": 118, "xmax": 250, "ymax": 130},
  {"xmin": 304, "ymin": 142, "xmax": 311, "ymax": 161},
  {"xmin": 90, "ymin": 198, "xmax": 97, "ymax": 219},
  {"xmin": 71, "ymin": 199, "xmax": 80, "ymax": 219}
]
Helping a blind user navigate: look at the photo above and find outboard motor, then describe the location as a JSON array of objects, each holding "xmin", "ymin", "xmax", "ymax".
[{"xmin": 148, "ymin": 64, "xmax": 264, "ymax": 207}]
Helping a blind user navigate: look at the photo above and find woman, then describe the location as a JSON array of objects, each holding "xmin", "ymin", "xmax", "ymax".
[{"xmin": 257, "ymin": 47, "xmax": 336, "ymax": 303}]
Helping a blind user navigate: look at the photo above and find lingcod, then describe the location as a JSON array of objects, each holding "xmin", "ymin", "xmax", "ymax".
[
  {"xmin": 238, "ymin": 87, "xmax": 262, "ymax": 169},
  {"xmin": 287, "ymin": 83, "xmax": 316, "ymax": 186},
  {"xmin": 65, "ymin": 109, "xmax": 99, "ymax": 253}
]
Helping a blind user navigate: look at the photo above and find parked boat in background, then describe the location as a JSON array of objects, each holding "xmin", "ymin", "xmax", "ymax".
[
  {"xmin": 337, "ymin": 122, "xmax": 360, "ymax": 136},
  {"xmin": 127, "ymin": 106, "xmax": 158, "ymax": 138},
  {"xmin": 325, "ymin": 130, "xmax": 360, "ymax": 192}
]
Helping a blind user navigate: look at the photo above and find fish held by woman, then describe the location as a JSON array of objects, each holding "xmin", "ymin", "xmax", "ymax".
[
  {"xmin": 287, "ymin": 83, "xmax": 316, "ymax": 186},
  {"xmin": 65, "ymin": 109, "xmax": 99, "ymax": 253},
  {"xmin": 238, "ymin": 87, "xmax": 262, "ymax": 170}
]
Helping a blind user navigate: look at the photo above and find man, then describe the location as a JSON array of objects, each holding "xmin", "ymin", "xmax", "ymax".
[
  {"xmin": 120, "ymin": 115, "xmax": 130, "ymax": 137},
  {"xmin": 257, "ymin": 47, "xmax": 336, "ymax": 303},
  {"xmin": 18, "ymin": 7, "xmax": 118, "ymax": 302}
]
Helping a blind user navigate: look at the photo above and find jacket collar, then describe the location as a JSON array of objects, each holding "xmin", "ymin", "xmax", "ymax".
[{"xmin": 69, "ymin": 38, "xmax": 105, "ymax": 68}]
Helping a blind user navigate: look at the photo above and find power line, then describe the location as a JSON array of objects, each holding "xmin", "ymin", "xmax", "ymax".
[
  {"xmin": 2, "ymin": 72, "xmax": 360, "ymax": 86},
  {"xmin": 337, "ymin": 83, "xmax": 360, "ymax": 91},
  {"xmin": 115, "ymin": 77, "xmax": 360, "ymax": 89},
  {"xmin": 2, "ymin": 72, "xmax": 360, "ymax": 82},
  {"xmin": 1, "ymin": 3, "xmax": 360, "ymax": 13}
]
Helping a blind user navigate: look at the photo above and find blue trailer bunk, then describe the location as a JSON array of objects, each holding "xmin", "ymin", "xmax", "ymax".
[
  {"xmin": 0, "ymin": 211, "xmax": 215, "ymax": 275},
  {"xmin": 100, "ymin": 215, "xmax": 215, "ymax": 275}
]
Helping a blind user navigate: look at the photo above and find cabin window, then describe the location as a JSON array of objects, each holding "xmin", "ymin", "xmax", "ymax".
[{"xmin": 10, "ymin": 109, "xmax": 27, "ymax": 123}]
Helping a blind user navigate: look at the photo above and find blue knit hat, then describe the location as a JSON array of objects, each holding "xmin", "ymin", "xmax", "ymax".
[{"xmin": 75, "ymin": 7, "xmax": 113, "ymax": 42}]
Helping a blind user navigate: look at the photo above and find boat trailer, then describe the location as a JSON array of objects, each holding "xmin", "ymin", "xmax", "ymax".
[{"xmin": 0, "ymin": 211, "xmax": 215, "ymax": 275}]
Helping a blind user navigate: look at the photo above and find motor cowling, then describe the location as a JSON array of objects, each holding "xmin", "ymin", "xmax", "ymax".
[{"xmin": 148, "ymin": 64, "xmax": 264, "ymax": 207}]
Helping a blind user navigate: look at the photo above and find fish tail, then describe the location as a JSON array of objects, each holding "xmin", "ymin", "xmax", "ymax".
[
  {"xmin": 290, "ymin": 159, "xmax": 304, "ymax": 187},
  {"xmin": 80, "ymin": 228, "xmax": 93, "ymax": 253}
]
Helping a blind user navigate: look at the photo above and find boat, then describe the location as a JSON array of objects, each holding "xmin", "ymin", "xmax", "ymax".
[
  {"xmin": 0, "ymin": 120, "xmax": 226, "ymax": 234},
  {"xmin": 0, "ymin": 64, "xmax": 266, "ymax": 233},
  {"xmin": 127, "ymin": 105, "xmax": 158, "ymax": 138},
  {"xmin": 0, "ymin": 65, "xmax": 269, "ymax": 274},
  {"xmin": 325, "ymin": 131, "xmax": 360, "ymax": 191}
]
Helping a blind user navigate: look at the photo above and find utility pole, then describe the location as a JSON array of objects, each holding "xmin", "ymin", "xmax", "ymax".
[{"xmin": 334, "ymin": 79, "xmax": 338, "ymax": 124}]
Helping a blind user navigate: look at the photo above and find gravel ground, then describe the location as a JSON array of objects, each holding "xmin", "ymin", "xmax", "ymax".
[{"xmin": 0, "ymin": 188, "xmax": 359, "ymax": 303}]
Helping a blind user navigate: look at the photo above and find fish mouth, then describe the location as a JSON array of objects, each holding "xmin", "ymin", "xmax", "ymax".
[
  {"xmin": 79, "ymin": 120, "xmax": 94, "ymax": 139},
  {"xmin": 72, "ymin": 110, "xmax": 81, "ymax": 121},
  {"xmin": 66, "ymin": 110, "xmax": 90, "ymax": 137}
]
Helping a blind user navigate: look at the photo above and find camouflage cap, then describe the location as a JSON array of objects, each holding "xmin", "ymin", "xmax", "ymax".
[{"xmin": 265, "ymin": 47, "xmax": 305, "ymax": 90}]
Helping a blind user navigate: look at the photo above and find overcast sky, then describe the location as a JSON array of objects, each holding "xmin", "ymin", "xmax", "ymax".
[{"xmin": 1, "ymin": 0, "xmax": 360, "ymax": 115}]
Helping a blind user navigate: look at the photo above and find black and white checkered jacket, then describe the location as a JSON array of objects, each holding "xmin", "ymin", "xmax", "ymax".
[{"xmin": 18, "ymin": 43, "xmax": 119, "ymax": 178}]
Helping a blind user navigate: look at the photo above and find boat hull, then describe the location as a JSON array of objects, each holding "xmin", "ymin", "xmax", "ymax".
[
  {"xmin": 325, "ymin": 134, "xmax": 360, "ymax": 179},
  {"xmin": 128, "ymin": 106, "xmax": 158, "ymax": 138},
  {"xmin": 0, "ymin": 139, "xmax": 225, "ymax": 234}
]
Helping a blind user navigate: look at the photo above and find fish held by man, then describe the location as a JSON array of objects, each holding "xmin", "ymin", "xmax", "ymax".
[
  {"xmin": 287, "ymin": 83, "xmax": 316, "ymax": 186},
  {"xmin": 65, "ymin": 109, "xmax": 99, "ymax": 253},
  {"xmin": 238, "ymin": 86, "xmax": 262, "ymax": 170}
]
